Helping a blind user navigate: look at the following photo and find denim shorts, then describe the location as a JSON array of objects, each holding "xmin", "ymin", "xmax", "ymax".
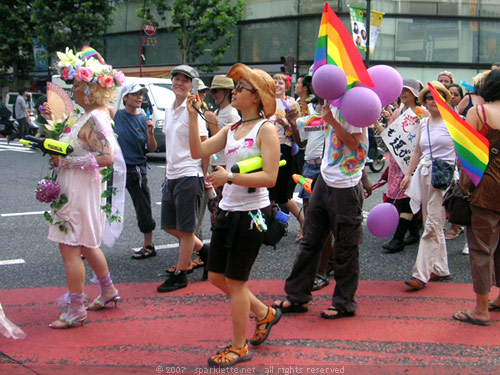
[{"xmin": 298, "ymin": 161, "xmax": 321, "ymax": 199}]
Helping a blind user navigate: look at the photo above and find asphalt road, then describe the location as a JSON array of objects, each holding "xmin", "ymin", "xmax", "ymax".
[{"xmin": 0, "ymin": 138, "xmax": 471, "ymax": 291}]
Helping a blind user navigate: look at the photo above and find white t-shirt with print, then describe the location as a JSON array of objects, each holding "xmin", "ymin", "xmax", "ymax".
[
  {"xmin": 321, "ymin": 107, "xmax": 368, "ymax": 188},
  {"xmin": 296, "ymin": 103, "xmax": 326, "ymax": 161},
  {"xmin": 163, "ymin": 97, "xmax": 208, "ymax": 179}
]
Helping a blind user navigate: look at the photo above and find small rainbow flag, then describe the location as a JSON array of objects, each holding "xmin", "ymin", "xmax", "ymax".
[
  {"xmin": 313, "ymin": 2, "xmax": 373, "ymax": 88},
  {"xmin": 80, "ymin": 46, "xmax": 105, "ymax": 65},
  {"xmin": 429, "ymin": 82, "xmax": 489, "ymax": 186}
]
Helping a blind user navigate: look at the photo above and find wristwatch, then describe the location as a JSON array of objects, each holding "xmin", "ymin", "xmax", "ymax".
[{"xmin": 227, "ymin": 171, "xmax": 233, "ymax": 185}]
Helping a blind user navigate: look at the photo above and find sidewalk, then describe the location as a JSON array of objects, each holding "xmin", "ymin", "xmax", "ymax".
[{"xmin": 1, "ymin": 280, "xmax": 499, "ymax": 375}]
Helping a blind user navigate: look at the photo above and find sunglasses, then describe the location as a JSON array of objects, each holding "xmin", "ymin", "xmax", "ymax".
[
  {"xmin": 234, "ymin": 83, "xmax": 256, "ymax": 94},
  {"xmin": 424, "ymin": 95, "xmax": 435, "ymax": 102}
]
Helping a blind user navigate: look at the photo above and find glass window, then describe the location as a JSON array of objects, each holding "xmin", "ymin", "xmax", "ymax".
[
  {"xmin": 190, "ymin": 27, "xmax": 239, "ymax": 65},
  {"xmin": 105, "ymin": 34, "xmax": 140, "ymax": 67},
  {"xmin": 240, "ymin": 21, "xmax": 297, "ymax": 63},
  {"xmin": 244, "ymin": 0, "xmax": 298, "ymax": 19},
  {"xmin": 298, "ymin": 18, "xmax": 320, "ymax": 61},
  {"xmin": 479, "ymin": 21, "xmax": 500, "ymax": 64},
  {"xmin": 104, "ymin": 31, "xmax": 183, "ymax": 67},
  {"xmin": 142, "ymin": 31, "xmax": 183, "ymax": 65},
  {"xmin": 394, "ymin": 18, "xmax": 463, "ymax": 63}
]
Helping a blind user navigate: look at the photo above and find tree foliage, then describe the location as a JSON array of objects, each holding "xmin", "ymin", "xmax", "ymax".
[
  {"xmin": 138, "ymin": 0, "xmax": 245, "ymax": 72},
  {"xmin": 0, "ymin": 0, "xmax": 35, "ymax": 85},
  {"xmin": 31, "ymin": 0, "xmax": 115, "ymax": 67}
]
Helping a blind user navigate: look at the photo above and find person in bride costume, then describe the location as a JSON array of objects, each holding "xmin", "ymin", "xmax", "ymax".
[{"xmin": 43, "ymin": 46, "xmax": 126, "ymax": 329}]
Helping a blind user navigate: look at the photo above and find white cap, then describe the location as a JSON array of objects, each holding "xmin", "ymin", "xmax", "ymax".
[
  {"xmin": 194, "ymin": 78, "xmax": 208, "ymax": 91},
  {"xmin": 121, "ymin": 84, "xmax": 148, "ymax": 98}
]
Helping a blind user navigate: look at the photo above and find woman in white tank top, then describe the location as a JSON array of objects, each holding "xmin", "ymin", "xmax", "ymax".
[{"xmin": 187, "ymin": 64, "xmax": 282, "ymax": 367}]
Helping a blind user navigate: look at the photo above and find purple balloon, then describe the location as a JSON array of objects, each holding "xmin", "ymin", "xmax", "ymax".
[
  {"xmin": 364, "ymin": 65, "xmax": 403, "ymax": 106},
  {"xmin": 339, "ymin": 87, "xmax": 381, "ymax": 127},
  {"xmin": 367, "ymin": 203, "xmax": 399, "ymax": 238},
  {"xmin": 312, "ymin": 65, "xmax": 347, "ymax": 100}
]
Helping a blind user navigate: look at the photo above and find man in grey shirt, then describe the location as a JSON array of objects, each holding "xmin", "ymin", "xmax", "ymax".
[{"xmin": 8, "ymin": 88, "xmax": 30, "ymax": 143}]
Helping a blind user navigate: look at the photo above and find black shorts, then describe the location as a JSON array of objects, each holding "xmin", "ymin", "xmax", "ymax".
[
  {"xmin": 161, "ymin": 176, "xmax": 204, "ymax": 233},
  {"xmin": 207, "ymin": 207, "xmax": 271, "ymax": 281}
]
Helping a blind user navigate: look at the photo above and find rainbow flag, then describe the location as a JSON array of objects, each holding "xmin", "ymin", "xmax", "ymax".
[
  {"xmin": 313, "ymin": 2, "xmax": 373, "ymax": 88},
  {"xmin": 429, "ymin": 83, "xmax": 489, "ymax": 186},
  {"xmin": 80, "ymin": 46, "xmax": 105, "ymax": 64}
]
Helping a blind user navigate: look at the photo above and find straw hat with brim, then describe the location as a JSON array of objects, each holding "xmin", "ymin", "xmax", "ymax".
[
  {"xmin": 418, "ymin": 81, "xmax": 451, "ymax": 104},
  {"xmin": 211, "ymin": 75, "xmax": 235, "ymax": 90},
  {"xmin": 402, "ymin": 78, "xmax": 420, "ymax": 97},
  {"xmin": 227, "ymin": 63, "xmax": 276, "ymax": 118}
]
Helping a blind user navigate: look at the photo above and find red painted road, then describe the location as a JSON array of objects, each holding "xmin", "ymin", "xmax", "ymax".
[{"xmin": 1, "ymin": 280, "xmax": 499, "ymax": 375}]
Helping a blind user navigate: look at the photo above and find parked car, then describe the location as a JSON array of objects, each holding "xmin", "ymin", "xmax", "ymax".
[{"xmin": 111, "ymin": 76, "xmax": 174, "ymax": 153}]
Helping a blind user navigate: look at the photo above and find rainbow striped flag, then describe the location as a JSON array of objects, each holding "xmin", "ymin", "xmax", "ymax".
[
  {"xmin": 429, "ymin": 83, "xmax": 489, "ymax": 186},
  {"xmin": 313, "ymin": 2, "xmax": 373, "ymax": 88},
  {"xmin": 81, "ymin": 46, "xmax": 105, "ymax": 65}
]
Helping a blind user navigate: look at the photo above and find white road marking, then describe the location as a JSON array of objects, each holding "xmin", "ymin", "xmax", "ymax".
[
  {"xmin": 0, "ymin": 259, "xmax": 25, "ymax": 266},
  {"xmin": 132, "ymin": 239, "xmax": 210, "ymax": 251},
  {"xmin": 0, "ymin": 144, "xmax": 34, "ymax": 153},
  {"xmin": 1, "ymin": 211, "xmax": 44, "ymax": 217}
]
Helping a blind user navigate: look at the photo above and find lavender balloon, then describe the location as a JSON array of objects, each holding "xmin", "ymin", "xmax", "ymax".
[
  {"xmin": 364, "ymin": 65, "xmax": 403, "ymax": 106},
  {"xmin": 367, "ymin": 203, "xmax": 399, "ymax": 238},
  {"xmin": 36, "ymin": 179, "xmax": 61, "ymax": 203},
  {"xmin": 339, "ymin": 87, "xmax": 381, "ymax": 127},
  {"xmin": 312, "ymin": 65, "xmax": 347, "ymax": 100}
]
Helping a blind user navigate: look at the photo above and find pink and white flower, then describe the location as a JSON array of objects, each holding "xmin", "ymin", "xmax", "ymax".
[
  {"xmin": 98, "ymin": 75, "xmax": 115, "ymax": 88},
  {"xmin": 75, "ymin": 67, "xmax": 93, "ymax": 82}
]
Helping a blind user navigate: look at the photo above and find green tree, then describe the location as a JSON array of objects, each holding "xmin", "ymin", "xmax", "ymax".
[
  {"xmin": 138, "ymin": 0, "xmax": 245, "ymax": 72},
  {"xmin": 0, "ymin": 0, "xmax": 35, "ymax": 88},
  {"xmin": 31, "ymin": 0, "xmax": 115, "ymax": 68}
]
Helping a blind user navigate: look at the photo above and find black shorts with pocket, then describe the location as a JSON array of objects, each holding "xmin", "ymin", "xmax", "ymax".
[{"xmin": 207, "ymin": 207, "xmax": 271, "ymax": 281}]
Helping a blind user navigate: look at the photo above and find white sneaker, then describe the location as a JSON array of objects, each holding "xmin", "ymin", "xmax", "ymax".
[{"xmin": 462, "ymin": 245, "xmax": 469, "ymax": 255}]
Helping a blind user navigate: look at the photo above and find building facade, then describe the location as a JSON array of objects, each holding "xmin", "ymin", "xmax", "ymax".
[{"xmin": 104, "ymin": 0, "xmax": 500, "ymax": 85}]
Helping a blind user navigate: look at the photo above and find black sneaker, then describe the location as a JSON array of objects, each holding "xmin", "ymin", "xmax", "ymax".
[
  {"xmin": 382, "ymin": 238, "xmax": 405, "ymax": 253},
  {"xmin": 404, "ymin": 233, "xmax": 420, "ymax": 245},
  {"xmin": 157, "ymin": 271, "xmax": 188, "ymax": 293}
]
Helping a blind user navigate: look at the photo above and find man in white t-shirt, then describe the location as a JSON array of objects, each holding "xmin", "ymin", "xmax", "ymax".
[
  {"xmin": 157, "ymin": 65, "xmax": 210, "ymax": 293},
  {"xmin": 276, "ymin": 104, "xmax": 368, "ymax": 319}
]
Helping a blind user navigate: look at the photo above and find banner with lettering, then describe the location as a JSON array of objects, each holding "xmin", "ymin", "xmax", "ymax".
[{"xmin": 380, "ymin": 108, "xmax": 419, "ymax": 174}]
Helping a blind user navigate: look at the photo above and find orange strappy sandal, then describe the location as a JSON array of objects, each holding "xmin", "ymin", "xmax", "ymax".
[
  {"xmin": 249, "ymin": 306, "xmax": 282, "ymax": 346},
  {"xmin": 207, "ymin": 343, "xmax": 252, "ymax": 367}
]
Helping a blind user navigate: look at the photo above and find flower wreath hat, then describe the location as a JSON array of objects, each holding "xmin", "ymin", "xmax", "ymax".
[{"xmin": 56, "ymin": 46, "xmax": 125, "ymax": 89}]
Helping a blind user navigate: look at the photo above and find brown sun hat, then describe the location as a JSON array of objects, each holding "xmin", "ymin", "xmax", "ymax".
[
  {"xmin": 418, "ymin": 81, "xmax": 451, "ymax": 104},
  {"xmin": 210, "ymin": 75, "xmax": 235, "ymax": 90},
  {"xmin": 226, "ymin": 63, "xmax": 276, "ymax": 118}
]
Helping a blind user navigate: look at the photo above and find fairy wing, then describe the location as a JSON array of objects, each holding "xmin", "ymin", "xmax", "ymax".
[{"xmin": 47, "ymin": 82, "xmax": 74, "ymax": 122}]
